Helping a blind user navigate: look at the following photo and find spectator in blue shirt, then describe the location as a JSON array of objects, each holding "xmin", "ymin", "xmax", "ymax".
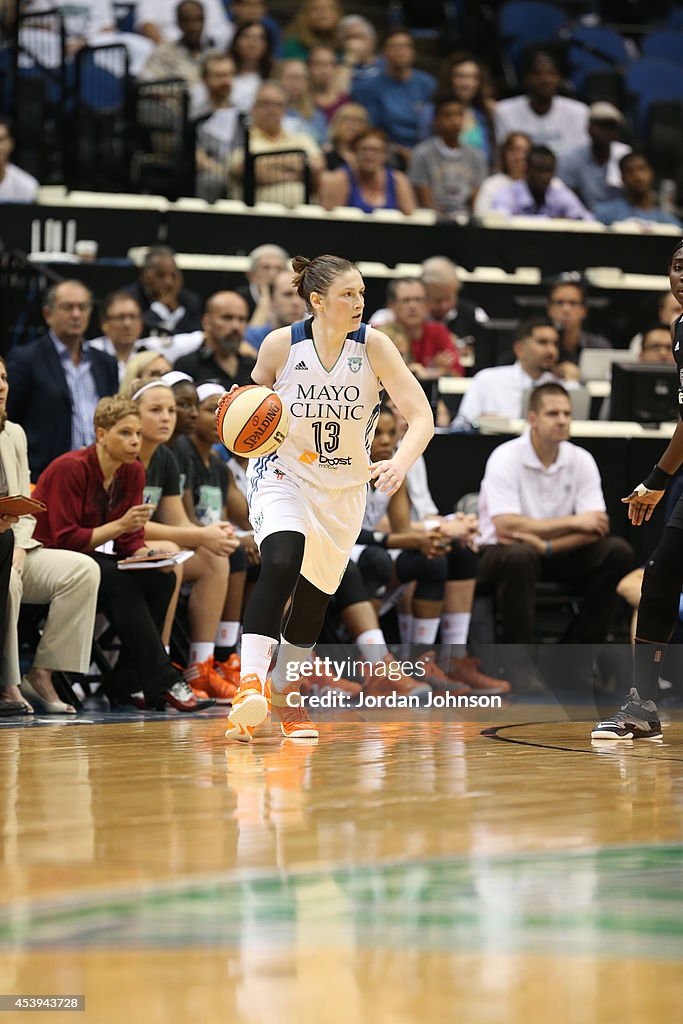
[
  {"xmin": 558, "ymin": 102, "xmax": 631, "ymax": 212},
  {"xmin": 594, "ymin": 152, "xmax": 682, "ymax": 228},
  {"xmin": 351, "ymin": 28, "xmax": 435, "ymax": 160},
  {"xmin": 492, "ymin": 145, "xmax": 593, "ymax": 220}
]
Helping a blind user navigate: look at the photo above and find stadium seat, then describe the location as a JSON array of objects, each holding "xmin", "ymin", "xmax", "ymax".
[
  {"xmin": 77, "ymin": 46, "xmax": 127, "ymax": 112},
  {"xmin": 113, "ymin": 1, "xmax": 135, "ymax": 33},
  {"xmin": 660, "ymin": 6, "xmax": 683, "ymax": 30},
  {"xmin": 565, "ymin": 24, "xmax": 632, "ymax": 94},
  {"xmin": 498, "ymin": 1, "xmax": 568, "ymax": 71},
  {"xmin": 625, "ymin": 58, "xmax": 683, "ymax": 133},
  {"xmin": 642, "ymin": 30, "xmax": 683, "ymax": 66},
  {"xmin": 581, "ymin": 68, "xmax": 626, "ymax": 109},
  {"xmin": 648, "ymin": 99, "xmax": 683, "ymax": 189}
]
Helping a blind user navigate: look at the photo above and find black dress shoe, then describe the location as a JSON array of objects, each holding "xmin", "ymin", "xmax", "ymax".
[{"xmin": 0, "ymin": 701, "xmax": 30, "ymax": 716}]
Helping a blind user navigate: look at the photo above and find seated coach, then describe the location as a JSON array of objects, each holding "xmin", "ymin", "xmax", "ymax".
[{"xmin": 476, "ymin": 383, "xmax": 634, "ymax": 644}]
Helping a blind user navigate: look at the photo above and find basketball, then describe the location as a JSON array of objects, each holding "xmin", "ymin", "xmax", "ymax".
[{"xmin": 216, "ymin": 385, "xmax": 290, "ymax": 457}]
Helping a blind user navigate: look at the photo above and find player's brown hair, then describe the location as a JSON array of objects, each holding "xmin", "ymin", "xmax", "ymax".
[
  {"xmin": 94, "ymin": 396, "xmax": 140, "ymax": 431},
  {"xmin": 291, "ymin": 254, "xmax": 357, "ymax": 314}
]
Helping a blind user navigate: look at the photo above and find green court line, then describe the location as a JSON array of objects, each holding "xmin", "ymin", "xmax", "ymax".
[{"xmin": 2, "ymin": 845, "xmax": 683, "ymax": 959}]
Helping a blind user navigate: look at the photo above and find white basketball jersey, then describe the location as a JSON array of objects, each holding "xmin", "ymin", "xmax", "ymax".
[{"xmin": 251, "ymin": 318, "xmax": 382, "ymax": 491}]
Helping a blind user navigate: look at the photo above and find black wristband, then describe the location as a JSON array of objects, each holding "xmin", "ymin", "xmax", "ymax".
[
  {"xmin": 643, "ymin": 464, "xmax": 672, "ymax": 491},
  {"xmin": 356, "ymin": 529, "xmax": 388, "ymax": 547}
]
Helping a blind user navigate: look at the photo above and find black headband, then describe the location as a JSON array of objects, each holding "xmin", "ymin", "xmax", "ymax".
[{"xmin": 671, "ymin": 240, "xmax": 683, "ymax": 261}]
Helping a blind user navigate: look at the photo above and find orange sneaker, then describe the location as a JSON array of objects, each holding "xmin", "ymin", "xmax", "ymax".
[
  {"xmin": 419, "ymin": 650, "xmax": 470, "ymax": 697},
  {"xmin": 356, "ymin": 653, "xmax": 431, "ymax": 701},
  {"xmin": 214, "ymin": 653, "xmax": 241, "ymax": 687},
  {"xmin": 448, "ymin": 656, "xmax": 511, "ymax": 696},
  {"xmin": 225, "ymin": 674, "xmax": 270, "ymax": 743},
  {"xmin": 270, "ymin": 684, "xmax": 318, "ymax": 740},
  {"xmin": 300, "ymin": 666, "xmax": 362, "ymax": 701},
  {"xmin": 185, "ymin": 657, "xmax": 236, "ymax": 704}
]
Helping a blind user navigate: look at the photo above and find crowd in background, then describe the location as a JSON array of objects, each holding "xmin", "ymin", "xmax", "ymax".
[{"xmin": 2, "ymin": 0, "xmax": 682, "ymax": 227}]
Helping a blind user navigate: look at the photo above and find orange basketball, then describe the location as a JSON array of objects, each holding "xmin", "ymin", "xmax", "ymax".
[{"xmin": 216, "ymin": 385, "xmax": 290, "ymax": 457}]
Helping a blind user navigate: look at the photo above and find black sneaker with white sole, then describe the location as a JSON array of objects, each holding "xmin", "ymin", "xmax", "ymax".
[{"xmin": 591, "ymin": 687, "xmax": 662, "ymax": 740}]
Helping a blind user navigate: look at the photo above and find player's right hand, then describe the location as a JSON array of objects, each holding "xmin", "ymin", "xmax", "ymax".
[{"xmin": 621, "ymin": 484, "xmax": 665, "ymax": 526}]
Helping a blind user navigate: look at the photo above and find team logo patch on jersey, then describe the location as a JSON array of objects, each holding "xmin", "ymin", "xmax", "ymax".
[
  {"xmin": 347, "ymin": 356, "xmax": 362, "ymax": 373},
  {"xmin": 274, "ymin": 469, "xmax": 286, "ymax": 480},
  {"xmin": 252, "ymin": 512, "xmax": 264, "ymax": 532},
  {"xmin": 299, "ymin": 450, "xmax": 319, "ymax": 464},
  {"xmin": 294, "ymin": 360, "xmax": 308, "ymax": 371}
]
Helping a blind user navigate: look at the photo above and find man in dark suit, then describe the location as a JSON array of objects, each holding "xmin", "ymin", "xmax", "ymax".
[
  {"xmin": 123, "ymin": 246, "xmax": 203, "ymax": 336},
  {"xmin": 6, "ymin": 280, "xmax": 119, "ymax": 480}
]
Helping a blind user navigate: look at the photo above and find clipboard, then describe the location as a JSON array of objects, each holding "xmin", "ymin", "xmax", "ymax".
[{"xmin": 0, "ymin": 495, "xmax": 47, "ymax": 517}]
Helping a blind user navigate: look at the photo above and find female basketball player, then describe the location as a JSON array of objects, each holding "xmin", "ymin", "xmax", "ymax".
[
  {"xmin": 592, "ymin": 239, "xmax": 683, "ymax": 740},
  {"xmin": 223, "ymin": 254, "xmax": 434, "ymax": 741}
]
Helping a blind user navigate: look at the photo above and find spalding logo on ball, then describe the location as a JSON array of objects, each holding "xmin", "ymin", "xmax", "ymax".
[{"xmin": 216, "ymin": 385, "xmax": 290, "ymax": 457}]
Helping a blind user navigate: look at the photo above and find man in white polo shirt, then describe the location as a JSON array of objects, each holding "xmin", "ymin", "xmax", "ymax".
[
  {"xmin": 452, "ymin": 316, "xmax": 564, "ymax": 429},
  {"xmin": 477, "ymin": 382, "xmax": 634, "ymax": 644}
]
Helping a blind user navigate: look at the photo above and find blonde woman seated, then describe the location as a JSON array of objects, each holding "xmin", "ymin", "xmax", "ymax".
[
  {"xmin": 125, "ymin": 378, "xmax": 240, "ymax": 702},
  {"xmin": 319, "ymin": 128, "xmax": 416, "ymax": 215},
  {"xmin": 0, "ymin": 355, "xmax": 100, "ymax": 714},
  {"xmin": 119, "ymin": 350, "xmax": 173, "ymax": 395},
  {"xmin": 31, "ymin": 396, "xmax": 206, "ymax": 712}
]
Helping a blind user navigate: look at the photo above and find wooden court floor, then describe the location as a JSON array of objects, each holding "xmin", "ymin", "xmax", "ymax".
[{"xmin": 1, "ymin": 707, "xmax": 683, "ymax": 1024}]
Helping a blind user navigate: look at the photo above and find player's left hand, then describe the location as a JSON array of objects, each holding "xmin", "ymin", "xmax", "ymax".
[
  {"xmin": 369, "ymin": 458, "xmax": 405, "ymax": 496},
  {"xmin": 622, "ymin": 484, "xmax": 665, "ymax": 526}
]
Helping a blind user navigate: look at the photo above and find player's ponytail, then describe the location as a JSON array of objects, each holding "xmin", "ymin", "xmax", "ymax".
[{"xmin": 291, "ymin": 254, "xmax": 357, "ymax": 314}]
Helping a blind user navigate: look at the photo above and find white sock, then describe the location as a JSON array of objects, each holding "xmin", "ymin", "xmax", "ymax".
[
  {"xmin": 240, "ymin": 632, "xmax": 278, "ymax": 688},
  {"xmin": 398, "ymin": 613, "xmax": 413, "ymax": 644},
  {"xmin": 441, "ymin": 612, "xmax": 471, "ymax": 647},
  {"xmin": 270, "ymin": 635, "xmax": 314, "ymax": 692},
  {"xmin": 215, "ymin": 621, "xmax": 241, "ymax": 648},
  {"xmin": 188, "ymin": 642, "xmax": 214, "ymax": 666},
  {"xmin": 356, "ymin": 628, "xmax": 388, "ymax": 662},
  {"xmin": 412, "ymin": 617, "xmax": 440, "ymax": 646}
]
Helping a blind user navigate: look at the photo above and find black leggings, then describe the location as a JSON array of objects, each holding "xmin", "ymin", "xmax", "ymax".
[
  {"xmin": 243, "ymin": 531, "xmax": 332, "ymax": 645},
  {"xmin": 637, "ymin": 525, "xmax": 683, "ymax": 642}
]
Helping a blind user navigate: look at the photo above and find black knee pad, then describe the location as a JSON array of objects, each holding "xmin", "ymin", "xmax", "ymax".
[
  {"xmin": 397, "ymin": 550, "xmax": 447, "ymax": 601},
  {"xmin": 446, "ymin": 545, "xmax": 478, "ymax": 581},
  {"xmin": 357, "ymin": 545, "xmax": 393, "ymax": 599}
]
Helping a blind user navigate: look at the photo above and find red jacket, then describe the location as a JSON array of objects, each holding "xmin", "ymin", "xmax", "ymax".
[
  {"xmin": 33, "ymin": 445, "xmax": 145, "ymax": 557},
  {"xmin": 410, "ymin": 322, "xmax": 463, "ymax": 373}
]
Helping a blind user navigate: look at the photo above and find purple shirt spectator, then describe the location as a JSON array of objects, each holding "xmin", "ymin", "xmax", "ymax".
[
  {"xmin": 491, "ymin": 144, "xmax": 593, "ymax": 221},
  {"xmin": 492, "ymin": 178, "xmax": 593, "ymax": 220}
]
